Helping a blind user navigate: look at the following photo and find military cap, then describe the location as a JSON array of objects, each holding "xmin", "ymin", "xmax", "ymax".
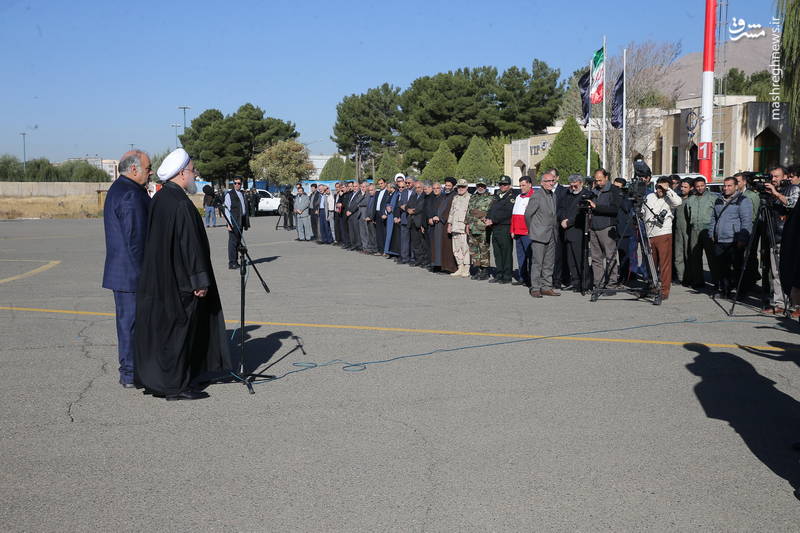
[
  {"xmin": 475, "ymin": 177, "xmax": 487, "ymax": 186},
  {"xmin": 456, "ymin": 178, "xmax": 469, "ymax": 187},
  {"xmin": 498, "ymin": 175, "xmax": 512, "ymax": 185}
]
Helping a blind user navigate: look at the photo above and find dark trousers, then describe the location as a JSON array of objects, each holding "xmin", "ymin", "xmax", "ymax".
[
  {"xmin": 376, "ymin": 219, "xmax": 386, "ymax": 252},
  {"xmin": 399, "ymin": 224, "xmax": 411, "ymax": 262},
  {"xmin": 565, "ymin": 237, "xmax": 591, "ymax": 289},
  {"xmin": 113, "ymin": 290, "xmax": 136, "ymax": 384},
  {"xmin": 310, "ymin": 213, "xmax": 319, "ymax": 240},
  {"xmin": 348, "ymin": 216, "xmax": 361, "ymax": 249},
  {"xmin": 553, "ymin": 228, "xmax": 567, "ymax": 288},
  {"xmin": 228, "ymin": 228, "xmax": 242, "ymax": 267},
  {"xmin": 650, "ymin": 234, "xmax": 673, "ymax": 297},
  {"xmin": 687, "ymin": 229, "xmax": 715, "ymax": 287},
  {"xmin": 339, "ymin": 214, "xmax": 350, "ymax": 246},
  {"xmin": 712, "ymin": 241, "xmax": 743, "ymax": 294},
  {"xmin": 492, "ymin": 227, "xmax": 513, "ymax": 281},
  {"xmin": 410, "ymin": 223, "xmax": 428, "ymax": 265},
  {"xmin": 514, "ymin": 234, "xmax": 533, "ymax": 283},
  {"xmin": 319, "ymin": 215, "xmax": 333, "ymax": 243}
]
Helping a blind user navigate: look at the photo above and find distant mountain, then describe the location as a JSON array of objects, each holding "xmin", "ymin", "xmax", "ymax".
[{"xmin": 665, "ymin": 36, "xmax": 775, "ymax": 100}]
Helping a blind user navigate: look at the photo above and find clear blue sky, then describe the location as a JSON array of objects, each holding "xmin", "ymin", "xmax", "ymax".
[{"xmin": 0, "ymin": 0, "xmax": 776, "ymax": 162}]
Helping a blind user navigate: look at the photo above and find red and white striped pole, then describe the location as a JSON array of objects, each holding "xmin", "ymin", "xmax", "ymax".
[{"xmin": 699, "ymin": 0, "xmax": 716, "ymax": 181}]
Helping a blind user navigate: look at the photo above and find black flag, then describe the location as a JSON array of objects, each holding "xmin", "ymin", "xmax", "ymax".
[
  {"xmin": 578, "ymin": 70, "xmax": 591, "ymax": 127},
  {"xmin": 611, "ymin": 70, "xmax": 624, "ymax": 129}
]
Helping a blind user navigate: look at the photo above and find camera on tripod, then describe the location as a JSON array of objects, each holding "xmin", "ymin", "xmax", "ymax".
[
  {"xmin": 626, "ymin": 159, "xmax": 652, "ymax": 202},
  {"xmin": 577, "ymin": 189, "xmax": 597, "ymax": 209},
  {"xmin": 744, "ymin": 171, "xmax": 790, "ymax": 196}
]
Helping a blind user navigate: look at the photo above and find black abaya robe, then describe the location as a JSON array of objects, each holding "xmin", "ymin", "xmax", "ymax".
[
  {"xmin": 436, "ymin": 191, "xmax": 458, "ymax": 273},
  {"xmin": 134, "ymin": 181, "xmax": 231, "ymax": 395}
]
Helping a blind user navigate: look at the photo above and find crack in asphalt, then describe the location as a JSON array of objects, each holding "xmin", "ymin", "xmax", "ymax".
[{"xmin": 66, "ymin": 320, "xmax": 108, "ymax": 423}]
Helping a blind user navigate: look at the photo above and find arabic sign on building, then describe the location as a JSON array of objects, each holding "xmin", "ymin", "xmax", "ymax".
[{"xmin": 728, "ymin": 18, "xmax": 766, "ymax": 41}]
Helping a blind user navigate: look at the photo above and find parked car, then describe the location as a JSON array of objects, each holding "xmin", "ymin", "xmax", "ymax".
[{"xmin": 254, "ymin": 189, "xmax": 280, "ymax": 215}]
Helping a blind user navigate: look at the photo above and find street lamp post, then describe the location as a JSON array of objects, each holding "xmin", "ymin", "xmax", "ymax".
[
  {"xmin": 171, "ymin": 123, "xmax": 181, "ymax": 149},
  {"xmin": 20, "ymin": 133, "xmax": 27, "ymax": 176}
]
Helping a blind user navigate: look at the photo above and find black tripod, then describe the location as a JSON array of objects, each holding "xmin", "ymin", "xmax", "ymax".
[
  {"xmin": 590, "ymin": 197, "xmax": 662, "ymax": 305},
  {"xmin": 727, "ymin": 197, "xmax": 787, "ymax": 316},
  {"xmin": 214, "ymin": 196, "xmax": 275, "ymax": 394},
  {"xmin": 578, "ymin": 208, "xmax": 592, "ymax": 295}
]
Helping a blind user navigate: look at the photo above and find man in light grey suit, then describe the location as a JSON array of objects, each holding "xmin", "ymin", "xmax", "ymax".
[
  {"xmin": 525, "ymin": 171, "xmax": 560, "ymax": 297},
  {"xmin": 357, "ymin": 181, "xmax": 371, "ymax": 253}
]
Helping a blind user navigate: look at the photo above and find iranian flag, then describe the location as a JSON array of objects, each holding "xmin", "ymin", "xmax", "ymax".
[{"xmin": 590, "ymin": 47, "xmax": 604, "ymax": 104}]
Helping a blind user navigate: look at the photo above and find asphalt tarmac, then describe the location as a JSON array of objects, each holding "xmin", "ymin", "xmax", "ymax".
[{"xmin": 2, "ymin": 215, "xmax": 800, "ymax": 531}]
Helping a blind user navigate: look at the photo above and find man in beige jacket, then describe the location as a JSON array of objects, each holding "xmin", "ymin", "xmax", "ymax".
[{"xmin": 447, "ymin": 179, "xmax": 472, "ymax": 277}]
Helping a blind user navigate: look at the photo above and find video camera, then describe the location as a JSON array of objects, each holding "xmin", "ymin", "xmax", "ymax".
[
  {"xmin": 627, "ymin": 159, "xmax": 652, "ymax": 202},
  {"xmin": 577, "ymin": 189, "xmax": 597, "ymax": 209},
  {"xmin": 744, "ymin": 171, "xmax": 789, "ymax": 195}
]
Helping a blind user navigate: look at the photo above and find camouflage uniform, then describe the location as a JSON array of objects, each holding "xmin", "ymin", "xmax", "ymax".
[{"xmin": 466, "ymin": 188, "xmax": 494, "ymax": 277}]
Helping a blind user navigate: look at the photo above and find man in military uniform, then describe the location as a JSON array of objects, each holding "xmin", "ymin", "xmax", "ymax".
[
  {"xmin": 673, "ymin": 178, "xmax": 693, "ymax": 284},
  {"xmin": 465, "ymin": 178, "xmax": 493, "ymax": 280},
  {"xmin": 486, "ymin": 175, "xmax": 515, "ymax": 283},
  {"xmin": 685, "ymin": 177, "xmax": 719, "ymax": 289}
]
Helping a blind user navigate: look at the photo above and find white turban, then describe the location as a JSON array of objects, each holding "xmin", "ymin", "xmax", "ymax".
[
  {"xmin": 394, "ymin": 172, "xmax": 405, "ymax": 182},
  {"xmin": 157, "ymin": 148, "xmax": 190, "ymax": 181}
]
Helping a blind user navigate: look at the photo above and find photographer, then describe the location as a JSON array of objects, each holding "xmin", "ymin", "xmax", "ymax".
[
  {"xmin": 762, "ymin": 166, "xmax": 800, "ymax": 314},
  {"xmin": 685, "ymin": 177, "xmax": 718, "ymax": 290},
  {"xmin": 710, "ymin": 177, "xmax": 752, "ymax": 298},
  {"xmin": 642, "ymin": 176, "xmax": 682, "ymax": 300},
  {"xmin": 586, "ymin": 168, "xmax": 623, "ymax": 289},
  {"xmin": 557, "ymin": 174, "xmax": 592, "ymax": 291}
]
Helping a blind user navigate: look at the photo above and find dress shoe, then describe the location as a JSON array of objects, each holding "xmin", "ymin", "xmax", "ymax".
[
  {"xmin": 228, "ymin": 264, "xmax": 239, "ymax": 270},
  {"xmin": 488, "ymin": 277, "xmax": 500, "ymax": 283},
  {"xmin": 529, "ymin": 289, "xmax": 542, "ymax": 298},
  {"xmin": 498, "ymin": 278, "xmax": 511, "ymax": 284},
  {"xmin": 165, "ymin": 390, "xmax": 209, "ymax": 401},
  {"xmin": 541, "ymin": 289, "xmax": 561, "ymax": 296},
  {"xmin": 119, "ymin": 378, "xmax": 136, "ymax": 389}
]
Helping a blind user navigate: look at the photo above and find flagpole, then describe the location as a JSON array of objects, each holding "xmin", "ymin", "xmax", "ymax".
[
  {"xmin": 622, "ymin": 48, "xmax": 627, "ymax": 180},
  {"xmin": 586, "ymin": 59, "xmax": 592, "ymax": 177},
  {"xmin": 602, "ymin": 35, "xmax": 607, "ymax": 169}
]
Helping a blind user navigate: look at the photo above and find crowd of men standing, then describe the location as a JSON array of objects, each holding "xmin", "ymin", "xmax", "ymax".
[{"xmin": 284, "ymin": 164, "xmax": 800, "ymax": 314}]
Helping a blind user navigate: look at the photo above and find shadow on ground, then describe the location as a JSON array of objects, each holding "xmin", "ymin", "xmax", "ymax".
[{"xmin": 685, "ymin": 342, "xmax": 800, "ymax": 498}]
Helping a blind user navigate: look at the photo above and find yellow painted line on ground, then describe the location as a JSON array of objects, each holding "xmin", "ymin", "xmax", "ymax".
[
  {"xmin": 0, "ymin": 305, "xmax": 785, "ymax": 352},
  {"xmin": 0, "ymin": 260, "xmax": 61, "ymax": 284}
]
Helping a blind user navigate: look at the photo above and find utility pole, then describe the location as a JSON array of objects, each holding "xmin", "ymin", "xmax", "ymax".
[
  {"xmin": 178, "ymin": 105, "xmax": 191, "ymax": 130},
  {"xmin": 171, "ymin": 124, "xmax": 181, "ymax": 150},
  {"xmin": 20, "ymin": 133, "xmax": 27, "ymax": 176}
]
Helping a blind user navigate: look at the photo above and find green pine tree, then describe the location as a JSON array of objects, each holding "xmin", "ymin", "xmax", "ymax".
[
  {"xmin": 420, "ymin": 141, "xmax": 457, "ymax": 180},
  {"xmin": 342, "ymin": 158, "xmax": 356, "ymax": 179},
  {"xmin": 375, "ymin": 152, "xmax": 401, "ymax": 180},
  {"xmin": 319, "ymin": 155, "xmax": 345, "ymax": 179},
  {"xmin": 538, "ymin": 117, "xmax": 601, "ymax": 183},
  {"xmin": 456, "ymin": 136, "xmax": 501, "ymax": 183}
]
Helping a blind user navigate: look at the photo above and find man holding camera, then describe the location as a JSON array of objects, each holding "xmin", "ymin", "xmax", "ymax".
[
  {"xmin": 586, "ymin": 168, "xmax": 622, "ymax": 288},
  {"xmin": 557, "ymin": 174, "xmax": 592, "ymax": 291},
  {"xmin": 642, "ymin": 176, "xmax": 683, "ymax": 300},
  {"xmin": 762, "ymin": 166, "xmax": 800, "ymax": 314},
  {"xmin": 685, "ymin": 177, "xmax": 718, "ymax": 290}
]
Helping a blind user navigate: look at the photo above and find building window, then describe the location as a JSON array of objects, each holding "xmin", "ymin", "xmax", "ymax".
[
  {"xmin": 715, "ymin": 142, "xmax": 725, "ymax": 178},
  {"xmin": 671, "ymin": 146, "xmax": 679, "ymax": 174},
  {"xmin": 531, "ymin": 146, "xmax": 540, "ymax": 155}
]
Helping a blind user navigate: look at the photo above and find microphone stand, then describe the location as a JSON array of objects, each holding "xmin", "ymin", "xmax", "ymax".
[{"xmin": 212, "ymin": 193, "xmax": 274, "ymax": 394}]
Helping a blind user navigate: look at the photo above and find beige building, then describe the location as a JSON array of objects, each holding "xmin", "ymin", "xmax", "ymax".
[
  {"xmin": 654, "ymin": 96, "xmax": 792, "ymax": 179},
  {"xmin": 503, "ymin": 133, "xmax": 557, "ymax": 185},
  {"xmin": 505, "ymin": 96, "xmax": 793, "ymax": 183}
]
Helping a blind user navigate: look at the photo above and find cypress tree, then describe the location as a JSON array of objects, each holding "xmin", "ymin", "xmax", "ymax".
[
  {"xmin": 538, "ymin": 116, "xmax": 601, "ymax": 182},
  {"xmin": 375, "ymin": 152, "xmax": 401, "ymax": 180},
  {"xmin": 420, "ymin": 141, "xmax": 457, "ymax": 180},
  {"xmin": 455, "ymin": 136, "xmax": 501, "ymax": 183},
  {"xmin": 319, "ymin": 156, "xmax": 345, "ymax": 179}
]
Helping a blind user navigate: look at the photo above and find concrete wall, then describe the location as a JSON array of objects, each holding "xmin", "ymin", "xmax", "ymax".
[{"xmin": 0, "ymin": 182, "xmax": 111, "ymax": 197}]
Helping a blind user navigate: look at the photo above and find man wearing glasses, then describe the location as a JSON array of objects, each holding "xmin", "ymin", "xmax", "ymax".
[
  {"xmin": 525, "ymin": 172, "xmax": 560, "ymax": 297},
  {"xmin": 224, "ymin": 179, "xmax": 250, "ymax": 270}
]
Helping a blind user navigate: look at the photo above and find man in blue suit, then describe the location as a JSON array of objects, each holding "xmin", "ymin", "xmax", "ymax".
[{"xmin": 102, "ymin": 150, "xmax": 152, "ymax": 388}]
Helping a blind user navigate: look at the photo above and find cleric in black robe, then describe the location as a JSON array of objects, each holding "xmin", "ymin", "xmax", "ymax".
[{"xmin": 134, "ymin": 148, "xmax": 231, "ymax": 401}]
